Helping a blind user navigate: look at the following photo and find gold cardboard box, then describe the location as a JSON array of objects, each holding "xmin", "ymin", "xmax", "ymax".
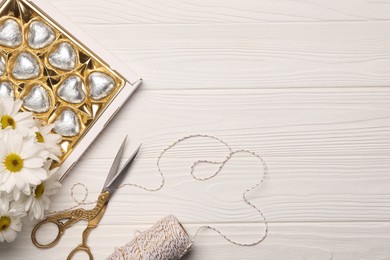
[{"xmin": 0, "ymin": 0, "xmax": 142, "ymax": 179}]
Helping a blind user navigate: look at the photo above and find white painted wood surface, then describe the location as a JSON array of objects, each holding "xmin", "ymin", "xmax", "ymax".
[{"xmin": 1, "ymin": 0, "xmax": 390, "ymax": 259}]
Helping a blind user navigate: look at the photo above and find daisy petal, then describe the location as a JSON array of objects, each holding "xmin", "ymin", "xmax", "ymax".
[
  {"xmin": 3, "ymin": 228, "xmax": 17, "ymax": 242},
  {"xmin": 24, "ymin": 158, "xmax": 44, "ymax": 168}
]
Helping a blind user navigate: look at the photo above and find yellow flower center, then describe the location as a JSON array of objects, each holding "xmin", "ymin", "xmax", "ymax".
[
  {"xmin": 1, "ymin": 115, "xmax": 16, "ymax": 129},
  {"xmin": 35, "ymin": 132, "xmax": 44, "ymax": 143},
  {"xmin": 35, "ymin": 183, "xmax": 45, "ymax": 198},
  {"xmin": 0, "ymin": 216, "xmax": 11, "ymax": 231},
  {"xmin": 4, "ymin": 153, "xmax": 24, "ymax": 173}
]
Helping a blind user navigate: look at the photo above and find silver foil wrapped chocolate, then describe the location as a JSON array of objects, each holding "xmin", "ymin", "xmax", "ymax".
[
  {"xmin": 0, "ymin": 18, "xmax": 22, "ymax": 47},
  {"xmin": 22, "ymin": 85, "xmax": 51, "ymax": 113},
  {"xmin": 12, "ymin": 51, "xmax": 41, "ymax": 80},
  {"xmin": 48, "ymin": 42, "xmax": 77, "ymax": 71},
  {"xmin": 0, "ymin": 81, "xmax": 14, "ymax": 98},
  {"xmin": 57, "ymin": 75, "xmax": 85, "ymax": 104},
  {"xmin": 54, "ymin": 108, "xmax": 80, "ymax": 137},
  {"xmin": 0, "ymin": 56, "xmax": 5, "ymax": 76},
  {"xmin": 27, "ymin": 20, "xmax": 55, "ymax": 49},
  {"xmin": 89, "ymin": 72, "xmax": 115, "ymax": 100}
]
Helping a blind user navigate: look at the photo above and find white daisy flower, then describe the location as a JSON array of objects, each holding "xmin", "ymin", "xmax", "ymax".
[
  {"xmin": 0, "ymin": 98, "xmax": 63, "ymax": 243},
  {"xmin": 25, "ymin": 162, "xmax": 61, "ymax": 220},
  {"xmin": 0, "ymin": 98, "xmax": 36, "ymax": 137},
  {"xmin": 34, "ymin": 122, "xmax": 62, "ymax": 161},
  {"xmin": 0, "ymin": 201, "xmax": 25, "ymax": 243},
  {"xmin": 0, "ymin": 131, "xmax": 47, "ymax": 200}
]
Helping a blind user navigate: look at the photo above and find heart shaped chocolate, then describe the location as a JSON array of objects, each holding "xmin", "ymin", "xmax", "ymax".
[
  {"xmin": 88, "ymin": 72, "xmax": 115, "ymax": 100},
  {"xmin": 53, "ymin": 108, "xmax": 80, "ymax": 137},
  {"xmin": 12, "ymin": 52, "xmax": 41, "ymax": 80},
  {"xmin": 57, "ymin": 75, "xmax": 85, "ymax": 104},
  {"xmin": 27, "ymin": 20, "xmax": 55, "ymax": 49},
  {"xmin": 22, "ymin": 85, "xmax": 51, "ymax": 113},
  {"xmin": 48, "ymin": 42, "xmax": 76, "ymax": 71},
  {"xmin": 0, "ymin": 19, "xmax": 22, "ymax": 48},
  {"xmin": 0, "ymin": 57, "xmax": 5, "ymax": 76},
  {"xmin": 0, "ymin": 81, "xmax": 14, "ymax": 99}
]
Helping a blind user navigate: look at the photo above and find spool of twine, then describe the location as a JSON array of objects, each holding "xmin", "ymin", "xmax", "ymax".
[{"xmin": 107, "ymin": 215, "xmax": 190, "ymax": 260}]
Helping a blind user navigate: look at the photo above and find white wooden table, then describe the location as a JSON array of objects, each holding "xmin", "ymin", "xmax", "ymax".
[{"xmin": 1, "ymin": 0, "xmax": 390, "ymax": 259}]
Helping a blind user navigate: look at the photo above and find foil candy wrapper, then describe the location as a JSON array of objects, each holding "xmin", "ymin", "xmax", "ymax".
[
  {"xmin": 0, "ymin": 81, "xmax": 14, "ymax": 98},
  {"xmin": 27, "ymin": 20, "xmax": 55, "ymax": 49},
  {"xmin": 54, "ymin": 108, "xmax": 80, "ymax": 137},
  {"xmin": 48, "ymin": 42, "xmax": 77, "ymax": 71},
  {"xmin": 0, "ymin": 56, "xmax": 6, "ymax": 76},
  {"xmin": 89, "ymin": 72, "xmax": 115, "ymax": 100},
  {"xmin": 12, "ymin": 51, "xmax": 41, "ymax": 80},
  {"xmin": 0, "ymin": 18, "xmax": 22, "ymax": 47},
  {"xmin": 22, "ymin": 85, "xmax": 51, "ymax": 113},
  {"xmin": 57, "ymin": 75, "xmax": 85, "ymax": 104}
]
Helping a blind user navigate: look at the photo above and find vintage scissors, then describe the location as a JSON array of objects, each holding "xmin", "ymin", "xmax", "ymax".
[{"xmin": 31, "ymin": 136, "xmax": 141, "ymax": 260}]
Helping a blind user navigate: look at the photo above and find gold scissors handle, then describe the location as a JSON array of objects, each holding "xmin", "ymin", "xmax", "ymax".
[
  {"xmin": 31, "ymin": 191, "xmax": 110, "ymax": 249},
  {"xmin": 67, "ymin": 203, "xmax": 107, "ymax": 260}
]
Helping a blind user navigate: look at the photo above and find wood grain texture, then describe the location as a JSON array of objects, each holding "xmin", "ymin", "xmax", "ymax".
[
  {"xmin": 63, "ymin": 23, "xmax": 390, "ymax": 90},
  {"xmin": 2, "ymin": 88, "xmax": 383, "ymax": 258},
  {"xmin": 2, "ymin": 223, "xmax": 390, "ymax": 259},
  {"xmin": 50, "ymin": 155, "xmax": 390, "ymax": 224},
  {"xmin": 1, "ymin": 0, "xmax": 390, "ymax": 259},
  {"xmin": 81, "ymin": 88, "xmax": 390, "ymax": 159},
  {"xmin": 48, "ymin": 0, "xmax": 390, "ymax": 24}
]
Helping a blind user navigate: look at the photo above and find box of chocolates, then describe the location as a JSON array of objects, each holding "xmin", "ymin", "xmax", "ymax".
[{"xmin": 0, "ymin": 0, "xmax": 142, "ymax": 179}]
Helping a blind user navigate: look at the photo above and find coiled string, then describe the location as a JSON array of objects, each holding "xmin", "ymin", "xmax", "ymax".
[
  {"xmin": 56, "ymin": 134, "xmax": 268, "ymax": 259},
  {"xmin": 107, "ymin": 214, "xmax": 191, "ymax": 260}
]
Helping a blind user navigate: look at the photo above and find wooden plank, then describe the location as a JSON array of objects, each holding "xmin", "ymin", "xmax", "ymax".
[
  {"xmin": 47, "ymin": 0, "xmax": 390, "ymax": 24},
  {"xmin": 62, "ymin": 22, "xmax": 390, "ymax": 89},
  {"xmin": 78, "ymin": 88, "xmax": 390, "ymax": 159},
  {"xmin": 50, "ymin": 155, "xmax": 390, "ymax": 224},
  {"xmin": 35, "ymin": 87, "xmax": 390, "ymax": 223},
  {"xmin": 2, "ymin": 222, "xmax": 390, "ymax": 259}
]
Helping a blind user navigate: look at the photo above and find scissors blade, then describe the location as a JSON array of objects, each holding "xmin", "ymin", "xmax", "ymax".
[
  {"xmin": 103, "ymin": 144, "xmax": 141, "ymax": 197},
  {"xmin": 102, "ymin": 136, "xmax": 128, "ymax": 191}
]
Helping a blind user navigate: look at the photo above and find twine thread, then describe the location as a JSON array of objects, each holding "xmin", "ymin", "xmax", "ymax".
[{"xmin": 53, "ymin": 134, "xmax": 268, "ymax": 259}]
